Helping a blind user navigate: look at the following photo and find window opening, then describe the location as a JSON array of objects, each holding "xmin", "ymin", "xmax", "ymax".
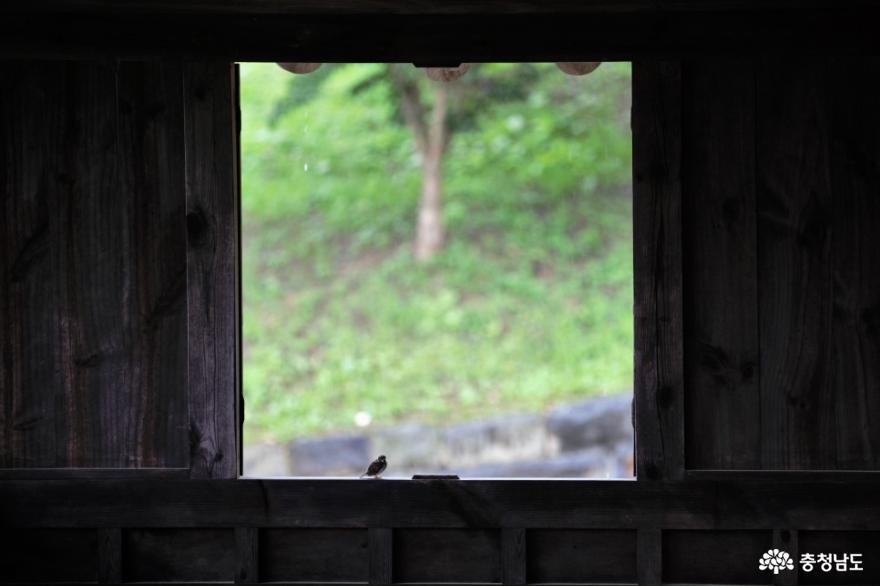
[{"xmin": 240, "ymin": 62, "xmax": 634, "ymax": 478}]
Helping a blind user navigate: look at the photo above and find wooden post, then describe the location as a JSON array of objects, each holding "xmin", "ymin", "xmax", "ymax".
[
  {"xmin": 369, "ymin": 527, "xmax": 393, "ymax": 584},
  {"xmin": 501, "ymin": 528, "xmax": 527, "ymax": 585}
]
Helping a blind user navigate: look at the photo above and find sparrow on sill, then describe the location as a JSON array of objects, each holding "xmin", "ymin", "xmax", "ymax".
[{"xmin": 360, "ymin": 455, "xmax": 387, "ymax": 479}]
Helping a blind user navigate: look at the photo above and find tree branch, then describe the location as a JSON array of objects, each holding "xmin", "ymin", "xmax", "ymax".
[{"xmin": 387, "ymin": 64, "xmax": 429, "ymax": 155}]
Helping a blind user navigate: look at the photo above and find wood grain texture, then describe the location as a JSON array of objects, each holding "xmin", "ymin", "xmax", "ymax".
[
  {"xmin": 757, "ymin": 59, "xmax": 833, "ymax": 471},
  {"xmin": 682, "ymin": 59, "xmax": 760, "ymax": 470},
  {"xmin": 825, "ymin": 58, "xmax": 880, "ymax": 471},
  {"xmin": 1, "ymin": 480, "xmax": 878, "ymax": 583},
  {"xmin": 0, "ymin": 467, "xmax": 189, "ymax": 479},
  {"xmin": 97, "ymin": 527, "xmax": 122, "ymax": 583},
  {"xmin": 0, "ymin": 61, "xmax": 188, "ymax": 471},
  {"xmin": 527, "ymin": 529, "xmax": 636, "ymax": 583},
  {"xmin": 663, "ymin": 530, "xmax": 772, "ymax": 584},
  {"xmin": 632, "ymin": 60, "xmax": 685, "ymax": 481},
  {"xmin": 394, "ymin": 529, "xmax": 501, "ymax": 583},
  {"xmin": 234, "ymin": 62, "xmax": 244, "ymax": 477},
  {"xmin": 123, "ymin": 528, "xmax": 235, "ymax": 582},
  {"xmin": 4, "ymin": 0, "xmax": 874, "ymax": 15},
  {"xmin": 501, "ymin": 527, "xmax": 526, "ymax": 585},
  {"xmin": 0, "ymin": 62, "xmax": 62, "ymax": 469},
  {"xmin": 1, "ymin": 7, "xmax": 879, "ymax": 61},
  {"xmin": 369, "ymin": 527, "xmax": 393, "ymax": 585},
  {"xmin": 636, "ymin": 528, "xmax": 661, "ymax": 586},
  {"xmin": 260, "ymin": 529, "xmax": 368, "ymax": 582},
  {"xmin": 183, "ymin": 61, "xmax": 240, "ymax": 479},
  {"xmin": 116, "ymin": 61, "xmax": 189, "ymax": 469},
  {"xmin": 3, "ymin": 478, "xmax": 880, "ymax": 530},
  {"xmin": 668, "ymin": 57, "xmax": 880, "ymax": 471},
  {"xmin": 235, "ymin": 527, "xmax": 258, "ymax": 583}
]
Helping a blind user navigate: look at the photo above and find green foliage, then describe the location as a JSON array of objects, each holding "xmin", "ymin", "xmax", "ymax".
[{"xmin": 241, "ymin": 62, "xmax": 634, "ymax": 441}]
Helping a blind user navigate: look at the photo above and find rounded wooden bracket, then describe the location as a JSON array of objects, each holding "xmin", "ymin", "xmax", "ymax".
[
  {"xmin": 556, "ymin": 62, "xmax": 602, "ymax": 76},
  {"xmin": 277, "ymin": 63, "xmax": 323, "ymax": 74},
  {"xmin": 423, "ymin": 63, "xmax": 471, "ymax": 82}
]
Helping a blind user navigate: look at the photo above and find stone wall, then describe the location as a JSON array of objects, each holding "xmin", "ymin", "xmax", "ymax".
[{"xmin": 244, "ymin": 394, "xmax": 633, "ymax": 478}]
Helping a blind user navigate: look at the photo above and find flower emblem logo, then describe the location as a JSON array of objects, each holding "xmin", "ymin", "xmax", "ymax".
[{"xmin": 759, "ymin": 549, "xmax": 794, "ymax": 574}]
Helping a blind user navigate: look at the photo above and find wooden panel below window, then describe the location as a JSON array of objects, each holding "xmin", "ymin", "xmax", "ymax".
[
  {"xmin": 0, "ymin": 528, "xmax": 97, "ymax": 583},
  {"xmin": 663, "ymin": 529, "xmax": 772, "ymax": 585},
  {"xmin": 260, "ymin": 528, "xmax": 369, "ymax": 582},
  {"xmin": 393, "ymin": 528, "xmax": 501, "ymax": 583},
  {"xmin": 527, "ymin": 529, "xmax": 636, "ymax": 583},
  {"xmin": 123, "ymin": 528, "xmax": 235, "ymax": 582}
]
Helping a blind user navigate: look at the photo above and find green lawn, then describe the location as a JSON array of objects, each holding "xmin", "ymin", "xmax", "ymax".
[{"xmin": 241, "ymin": 62, "xmax": 634, "ymax": 442}]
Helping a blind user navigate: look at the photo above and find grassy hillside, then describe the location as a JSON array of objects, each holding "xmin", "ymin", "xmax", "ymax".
[{"xmin": 241, "ymin": 62, "xmax": 633, "ymax": 442}]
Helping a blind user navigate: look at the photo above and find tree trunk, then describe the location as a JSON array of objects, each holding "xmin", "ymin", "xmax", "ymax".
[
  {"xmin": 415, "ymin": 144, "xmax": 444, "ymax": 261},
  {"xmin": 386, "ymin": 66, "xmax": 450, "ymax": 262},
  {"xmin": 414, "ymin": 82, "xmax": 448, "ymax": 261}
]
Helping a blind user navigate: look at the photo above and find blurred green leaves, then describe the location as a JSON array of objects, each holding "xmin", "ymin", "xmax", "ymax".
[{"xmin": 241, "ymin": 62, "xmax": 633, "ymax": 441}]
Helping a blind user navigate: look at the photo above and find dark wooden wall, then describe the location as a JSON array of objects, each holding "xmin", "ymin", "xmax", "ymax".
[
  {"xmin": 635, "ymin": 58, "xmax": 880, "ymax": 476},
  {"xmin": 0, "ymin": 60, "xmax": 240, "ymax": 477},
  {"xmin": 2, "ymin": 478, "xmax": 880, "ymax": 584},
  {"xmin": 3, "ymin": 44, "xmax": 880, "ymax": 586},
  {"xmin": 681, "ymin": 58, "xmax": 880, "ymax": 471}
]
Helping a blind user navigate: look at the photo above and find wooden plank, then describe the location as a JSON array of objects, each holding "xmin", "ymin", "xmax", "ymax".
[
  {"xmin": 826, "ymin": 58, "xmax": 880, "ymax": 470},
  {"xmin": 235, "ymin": 527, "xmax": 259, "ymax": 583},
  {"xmin": 527, "ymin": 529, "xmax": 636, "ymax": 584},
  {"xmin": 681, "ymin": 59, "xmax": 760, "ymax": 470},
  {"xmin": 632, "ymin": 60, "xmax": 685, "ymax": 481},
  {"xmin": 57, "ymin": 60, "xmax": 133, "ymax": 468},
  {"xmin": 663, "ymin": 530, "xmax": 772, "ymax": 584},
  {"xmin": 2, "ymin": 478, "xmax": 880, "ymax": 530},
  {"xmin": 5, "ymin": 1, "xmax": 876, "ymax": 15},
  {"xmin": 637, "ymin": 528, "xmax": 661, "ymax": 586},
  {"xmin": 260, "ymin": 529, "xmax": 369, "ymax": 582},
  {"xmin": 97, "ymin": 527, "xmax": 122, "ymax": 584},
  {"xmin": 234, "ymin": 61, "xmax": 244, "ymax": 478},
  {"xmin": 183, "ymin": 61, "xmax": 240, "ymax": 479},
  {"xmin": 0, "ymin": 62, "xmax": 63, "ymax": 469},
  {"xmin": 756, "ymin": 59, "xmax": 833, "ymax": 470},
  {"xmin": 123, "ymin": 528, "xmax": 235, "ymax": 582},
  {"xmin": 0, "ymin": 60, "xmax": 189, "ymax": 471},
  {"xmin": 687, "ymin": 470, "xmax": 880, "ymax": 482},
  {"xmin": 369, "ymin": 527, "xmax": 393, "ymax": 585},
  {"xmin": 1, "ymin": 8, "xmax": 879, "ymax": 61},
  {"xmin": 0, "ymin": 467, "xmax": 189, "ymax": 479},
  {"xmin": 501, "ymin": 528, "xmax": 526, "ymax": 585},
  {"xmin": 393, "ymin": 529, "xmax": 501, "ymax": 583},
  {"xmin": 0, "ymin": 529, "xmax": 98, "ymax": 583},
  {"xmin": 115, "ymin": 60, "xmax": 189, "ymax": 469}
]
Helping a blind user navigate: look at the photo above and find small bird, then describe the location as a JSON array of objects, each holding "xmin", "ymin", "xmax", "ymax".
[{"xmin": 360, "ymin": 454, "xmax": 387, "ymax": 479}]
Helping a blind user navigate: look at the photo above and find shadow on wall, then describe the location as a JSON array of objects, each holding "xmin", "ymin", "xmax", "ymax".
[{"xmin": 245, "ymin": 394, "xmax": 634, "ymax": 478}]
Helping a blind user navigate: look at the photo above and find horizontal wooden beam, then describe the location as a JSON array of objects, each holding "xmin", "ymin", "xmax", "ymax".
[
  {"xmin": 1, "ymin": 478, "xmax": 878, "ymax": 530},
  {"xmin": 0, "ymin": 468, "xmax": 190, "ymax": 480},
  {"xmin": 2, "ymin": 0, "xmax": 875, "ymax": 16},
  {"xmin": 0, "ymin": 7, "xmax": 879, "ymax": 60}
]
